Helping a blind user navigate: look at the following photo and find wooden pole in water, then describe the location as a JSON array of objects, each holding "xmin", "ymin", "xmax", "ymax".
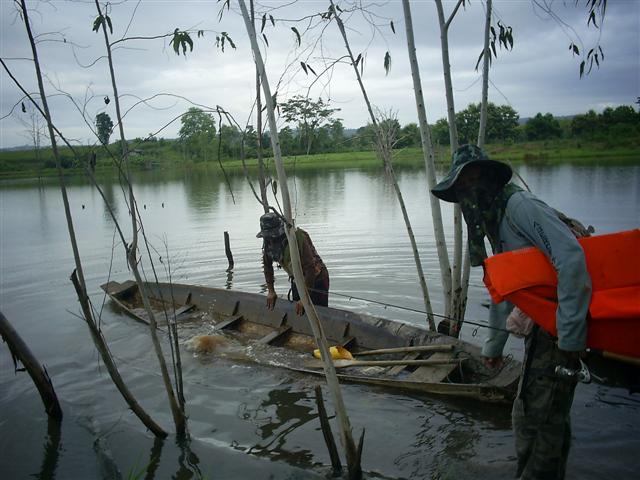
[
  {"xmin": 0, "ymin": 311, "xmax": 62, "ymax": 420},
  {"xmin": 314, "ymin": 385, "xmax": 342, "ymax": 475},
  {"xmin": 224, "ymin": 231, "xmax": 234, "ymax": 272},
  {"xmin": 237, "ymin": 2, "xmax": 361, "ymax": 477}
]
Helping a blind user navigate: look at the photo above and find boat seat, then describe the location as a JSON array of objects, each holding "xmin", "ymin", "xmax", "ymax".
[
  {"xmin": 341, "ymin": 336, "xmax": 356, "ymax": 349},
  {"xmin": 385, "ymin": 352, "xmax": 421, "ymax": 376},
  {"xmin": 258, "ymin": 325, "xmax": 293, "ymax": 345},
  {"xmin": 215, "ymin": 314, "xmax": 243, "ymax": 331},
  {"xmin": 406, "ymin": 352, "xmax": 458, "ymax": 383},
  {"xmin": 174, "ymin": 303, "xmax": 195, "ymax": 317},
  {"xmin": 103, "ymin": 280, "xmax": 137, "ymax": 298}
]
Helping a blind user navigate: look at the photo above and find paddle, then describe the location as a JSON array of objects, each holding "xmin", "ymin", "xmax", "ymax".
[
  {"xmin": 305, "ymin": 358, "xmax": 462, "ymax": 370},
  {"xmin": 353, "ymin": 344, "xmax": 454, "ymax": 356}
]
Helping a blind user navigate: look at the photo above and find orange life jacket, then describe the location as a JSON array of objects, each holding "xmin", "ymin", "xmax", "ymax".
[{"xmin": 483, "ymin": 229, "xmax": 640, "ymax": 359}]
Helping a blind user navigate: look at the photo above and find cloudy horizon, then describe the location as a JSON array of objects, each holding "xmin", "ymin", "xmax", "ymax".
[{"xmin": 1, "ymin": 0, "xmax": 638, "ymax": 149}]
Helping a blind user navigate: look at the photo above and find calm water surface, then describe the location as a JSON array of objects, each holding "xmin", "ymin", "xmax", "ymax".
[{"xmin": 1, "ymin": 163, "xmax": 639, "ymax": 479}]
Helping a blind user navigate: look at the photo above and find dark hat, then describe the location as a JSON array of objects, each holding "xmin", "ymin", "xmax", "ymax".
[
  {"xmin": 256, "ymin": 212, "xmax": 285, "ymax": 239},
  {"xmin": 431, "ymin": 144, "xmax": 512, "ymax": 203}
]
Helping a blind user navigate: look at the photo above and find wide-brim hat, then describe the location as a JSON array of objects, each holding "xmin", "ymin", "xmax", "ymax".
[
  {"xmin": 256, "ymin": 212, "xmax": 286, "ymax": 238},
  {"xmin": 431, "ymin": 144, "xmax": 512, "ymax": 203}
]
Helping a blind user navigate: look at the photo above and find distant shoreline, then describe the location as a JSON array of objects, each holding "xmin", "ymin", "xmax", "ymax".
[{"xmin": 1, "ymin": 141, "xmax": 638, "ymax": 181}]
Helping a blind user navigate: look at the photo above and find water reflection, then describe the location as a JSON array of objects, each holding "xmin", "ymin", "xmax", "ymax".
[
  {"xmin": 37, "ymin": 418, "xmax": 61, "ymax": 480},
  {"xmin": 225, "ymin": 270, "xmax": 234, "ymax": 290},
  {"xmin": 237, "ymin": 386, "xmax": 317, "ymax": 468},
  {"xmin": 143, "ymin": 437, "xmax": 164, "ymax": 480},
  {"xmin": 173, "ymin": 436, "xmax": 203, "ymax": 480}
]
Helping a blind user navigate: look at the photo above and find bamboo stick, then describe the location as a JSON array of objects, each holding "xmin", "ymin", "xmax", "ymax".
[
  {"xmin": 306, "ymin": 358, "xmax": 461, "ymax": 370},
  {"xmin": 354, "ymin": 344, "xmax": 454, "ymax": 356}
]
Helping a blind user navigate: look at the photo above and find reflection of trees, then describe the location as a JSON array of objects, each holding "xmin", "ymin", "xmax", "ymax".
[
  {"xmin": 237, "ymin": 386, "xmax": 317, "ymax": 468},
  {"xmin": 100, "ymin": 180, "xmax": 119, "ymax": 224},
  {"xmin": 182, "ymin": 169, "xmax": 225, "ymax": 214}
]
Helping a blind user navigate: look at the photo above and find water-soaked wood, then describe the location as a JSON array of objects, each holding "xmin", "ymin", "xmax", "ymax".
[
  {"xmin": 102, "ymin": 280, "xmax": 522, "ymax": 403},
  {"xmin": 314, "ymin": 385, "xmax": 342, "ymax": 475},
  {"xmin": 0, "ymin": 310, "xmax": 62, "ymax": 420},
  {"xmin": 259, "ymin": 325, "xmax": 292, "ymax": 345},
  {"xmin": 224, "ymin": 231, "xmax": 234, "ymax": 272},
  {"xmin": 215, "ymin": 315, "xmax": 243, "ymax": 331}
]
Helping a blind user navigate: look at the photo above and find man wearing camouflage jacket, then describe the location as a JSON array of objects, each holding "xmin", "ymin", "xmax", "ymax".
[{"xmin": 432, "ymin": 144, "xmax": 592, "ymax": 480}]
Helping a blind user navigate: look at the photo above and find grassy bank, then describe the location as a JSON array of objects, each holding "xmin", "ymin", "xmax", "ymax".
[{"xmin": 1, "ymin": 139, "xmax": 638, "ymax": 180}]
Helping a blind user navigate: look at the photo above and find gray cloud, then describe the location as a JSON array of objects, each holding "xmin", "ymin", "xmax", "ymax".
[{"xmin": 1, "ymin": 0, "xmax": 637, "ymax": 148}]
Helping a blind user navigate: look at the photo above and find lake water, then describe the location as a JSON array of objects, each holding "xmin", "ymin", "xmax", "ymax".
[{"xmin": 1, "ymin": 162, "xmax": 639, "ymax": 479}]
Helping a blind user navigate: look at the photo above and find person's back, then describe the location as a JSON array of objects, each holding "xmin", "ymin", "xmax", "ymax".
[{"xmin": 257, "ymin": 213, "xmax": 329, "ymax": 315}]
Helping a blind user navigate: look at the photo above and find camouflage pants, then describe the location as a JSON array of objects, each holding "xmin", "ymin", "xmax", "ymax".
[{"xmin": 512, "ymin": 326, "xmax": 579, "ymax": 480}]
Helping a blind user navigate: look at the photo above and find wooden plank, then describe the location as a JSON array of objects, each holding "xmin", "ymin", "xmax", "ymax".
[
  {"xmin": 174, "ymin": 303, "xmax": 195, "ymax": 317},
  {"xmin": 102, "ymin": 280, "xmax": 137, "ymax": 298},
  {"xmin": 215, "ymin": 314, "xmax": 243, "ymax": 331},
  {"xmin": 357, "ymin": 344, "xmax": 454, "ymax": 357},
  {"xmin": 386, "ymin": 352, "xmax": 421, "ymax": 376},
  {"xmin": 407, "ymin": 352, "xmax": 459, "ymax": 383},
  {"xmin": 258, "ymin": 325, "xmax": 293, "ymax": 345},
  {"xmin": 341, "ymin": 336, "xmax": 356, "ymax": 349},
  {"xmin": 305, "ymin": 357, "xmax": 459, "ymax": 370}
]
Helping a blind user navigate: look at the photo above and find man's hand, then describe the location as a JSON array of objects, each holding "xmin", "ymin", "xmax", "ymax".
[
  {"xmin": 483, "ymin": 356, "xmax": 504, "ymax": 369},
  {"xmin": 295, "ymin": 301, "xmax": 305, "ymax": 316},
  {"xmin": 266, "ymin": 290, "xmax": 277, "ymax": 310}
]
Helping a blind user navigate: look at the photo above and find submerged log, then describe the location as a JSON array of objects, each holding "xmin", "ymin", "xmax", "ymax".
[{"xmin": 0, "ymin": 311, "xmax": 62, "ymax": 420}]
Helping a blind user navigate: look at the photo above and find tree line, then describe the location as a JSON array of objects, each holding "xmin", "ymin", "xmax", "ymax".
[
  {"xmin": 157, "ymin": 101, "xmax": 640, "ymax": 162},
  {"xmin": 10, "ymin": 100, "xmax": 638, "ymax": 172}
]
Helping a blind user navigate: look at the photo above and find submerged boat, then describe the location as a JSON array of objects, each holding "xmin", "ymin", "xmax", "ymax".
[{"xmin": 101, "ymin": 280, "xmax": 521, "ymax": 403}]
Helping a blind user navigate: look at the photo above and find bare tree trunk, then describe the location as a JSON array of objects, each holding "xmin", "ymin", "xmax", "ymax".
[
  {"xmin": 331, "ymin": 0, "xmax": 436, "ymax": 331},
  {"xmin": 435, "ymin": 0, "xmax": 464, "ymax": 331},
  {"xmin": 455, "ymin": 0, "xmax": 494, "ymax": 325},
  {"xmin": 238, "ymin": 2, "xmax": 361, "ymax": 477},
  {"xmin": 18, "ymin": 0, "xmax": 166, "ymax": 437},
  {"xmin": 94, "ymin": 0, "xmax": 185, "ymax": 436},
  {"xmin": 250, "ymin": 0, "xmax": 269, "ymax": 213},
  {"xmin": 0, "ymin": 311, "xmax": 62, "ymax": 420},
  {"xmin": 402, "ymin": 0, "xmax": 452, "ymax": 326},
  {"xmin": 477, "ymin": 0, "xmax": 492, "ymax": 149}
]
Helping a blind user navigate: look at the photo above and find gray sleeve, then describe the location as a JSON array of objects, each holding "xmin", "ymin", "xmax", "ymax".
[
  {"xmin": 482, "ymin": 300, "xmax": 512, "ymax": 358},
  {"xmin": 507, "ymin": 194, "xmax": 592, "ymax": 351}
]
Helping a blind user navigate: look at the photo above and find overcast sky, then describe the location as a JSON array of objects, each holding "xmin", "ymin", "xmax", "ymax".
[{"xmin": 1, "ymin": 0, "xmax": 638, "ymax": 149}]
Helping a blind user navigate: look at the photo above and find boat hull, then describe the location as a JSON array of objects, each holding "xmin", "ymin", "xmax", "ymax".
[{"xmin": 101, "ymin": 280, "xmax": 521, "ymax": 403}]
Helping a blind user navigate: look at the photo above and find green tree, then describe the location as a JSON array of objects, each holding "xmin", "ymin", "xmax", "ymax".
[
  {"xmin": 524, "ymin": 113, "xmax": 563, "ymax": 141},
  {"xmin": 279, "ymin": 95, "xmax": 340, "ymax": 154},
  {"xmin": 570, "ymin": 110, "xmax": 599, "ymax": 139},
  {"xmin": 329, "ymin": 119, "xmax": 345, "ymax": 150},
  {"xmin": 430, "ymin": 118, "xmax": 450, "ymax": 146},
  {"xmin": 179, "ymin": 108, "xmax": 216, "ymax": 160},
  {"xmin": 397, "ymin": 123, "xmax": 420, "ymax": 148},
  {"xmin": 95, "ymin": 112, "xmax": 113, "ymax": 145},
  {"xmin": 455, "ymin": 103, "xmax": 519, "ymax": 144}
]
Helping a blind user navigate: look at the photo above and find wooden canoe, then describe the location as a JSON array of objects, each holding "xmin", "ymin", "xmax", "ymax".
[{"xmin": 101, "ymin": 280, "xmax": 521, "ymax": 403}]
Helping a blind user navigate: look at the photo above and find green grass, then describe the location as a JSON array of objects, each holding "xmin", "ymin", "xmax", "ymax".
[{"xmin": 1, "ymin": 139, "xmax": 638, "ymax": 180}]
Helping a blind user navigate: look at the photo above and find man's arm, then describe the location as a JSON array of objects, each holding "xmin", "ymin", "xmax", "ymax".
[
  {"xmin": 482, "ymin": 300, "xmax": 512, "ymax": 359},
  {"xmin": 263, "ymin": 251, "xmax": 277, "ymax": 309},
  {"xmin": 507, "ymin": 194, "xmax": 592, "ymax": 351}
]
